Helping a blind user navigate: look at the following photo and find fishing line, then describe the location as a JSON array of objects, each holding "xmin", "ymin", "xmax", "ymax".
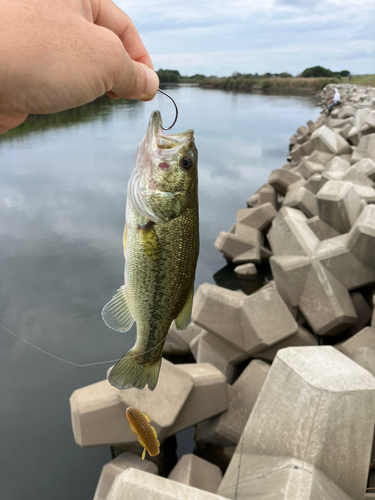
[{"xmin": 0, "ymin": 322, "xmax": 167, "ymax": 368}]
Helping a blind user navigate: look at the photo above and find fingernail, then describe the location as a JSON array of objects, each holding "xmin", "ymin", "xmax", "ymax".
[{"xmin": 141, "ymin": 67, "xmax": 159, "ymax": 101}]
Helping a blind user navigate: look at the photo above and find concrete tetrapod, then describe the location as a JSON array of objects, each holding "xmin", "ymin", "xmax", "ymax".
[
  {"xmin": 70, "ymin": 359, "xmax": 227, "ymax": 447},
  {"xmin": 168, "ymin": 454, "xmax": 222, "ymax": 494},
  {"xmin": 270, "ymin": 205, "xmax": 375, "ymax": 335},
  {"xmin": 106, "ymin": 468, "xmax": 229, "ymax": 500},
  {"xmin": 217, "ymin": 346, "xmax": 375, "ymax": 500},
  {"xmin": 94, "ymin": 452, "xmax": 158, "ymax": 500}
]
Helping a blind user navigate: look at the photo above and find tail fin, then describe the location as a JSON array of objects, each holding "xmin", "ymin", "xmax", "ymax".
[{"xmin": 108, "ymin": 349, "xmax": 162, "ymax": 391}]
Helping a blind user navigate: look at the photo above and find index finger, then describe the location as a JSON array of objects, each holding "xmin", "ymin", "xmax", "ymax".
[{"xmin": 91, "ymin": 0, "xmax": 154, "ymax": 69}]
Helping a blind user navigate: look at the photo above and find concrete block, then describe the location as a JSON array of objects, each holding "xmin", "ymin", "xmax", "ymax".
[
  {"xmin": 299, "ymin": 139, "xmax": 314, "ymax": 157},
  {"xmin": 240, "ymin": 285, "xmax": 298, "ymax": 354},
  {"xmin": 317, "ymin": 233, "xmax": 375, "ymax": 291},
  {"xmin": 347, "ymin": 204, "xmax": 375, "ymax": 268},
  {"xmin": 341, "ymin": 166, "xmax": 375, "ymax": 186},
  {"xmin": 352, "ymin": 184, "xmax": 375, "ymax": 203},
  {"xmin": 167, "ymin": 363, "xmax": 228, "ymax": 436},
  {"xmin": 270, "ymin": 255, "xmax": 312, "ymax": 307},
  {"xmin": 192, "ymin": 284, "xmax": 246, "ymax": 352},
  {"xmin": 299, "ymin": 260, "xmax": 357, "ymax": 335},
  {"xmin": 255, "ymin": 325, "xmax": 318, "ymax": 362},
  {"xmin": 189, "ymin": 331, "xmax": 244, "ymax": 381},
  {"xmin": 94, "ymin": 453, "xmax": 158, "ymax": 500},
  {"xmin": 304, "ymin": 173, "xmax": 327, "ymax": 194},
  {"xmin": 290, "ymin": 143, "xmax": 302, "ymax": 163},
  {"xmin": 214, "ymin": 231, "xmax": 260, "ymax": 264},
  {"xmin": 307, "ymin": 149, "xmax": 334, "ymax": 165},
  {"xmin": 355, "ymin": 157, "xmax": 375, "ymax": 182},
  {"xmin": 246, "ymin": 193, "xmax": 259, "ymax": 207},
  {"xmin": 235, "ymin": 203, "xmax": 277, "ymax": 232},
  {"xmin": 366, "ymin": 110, "xmax": 375, "ymax": 128},
  {"xmin": 234, "ymin": 262, "xmax": 258, "ymax": 279},
  {"xmin": 338, "ymin": 105, "xmax": 356, "ymax": 118},
  {"xmin": 282, "ymin": 186, "xmax": 319, "ymax": 218},
  {"xmin": 341, "ymin": 326, "xmax": 375, "ymax": 358},
  {"xmin": 338, "ymin": 123, "xmax": 353, "ymax": 140},
  {"xmin": 311, "ymin": 125, "xmax": 339, "ymax": 153},
  {"xmin": 107, "ymin": 468, "xmax": 228, "ymax": 500},
  {"xmin": 268, "ymin": 168, "xmax": 303, "ymax": 195},
  {"xmin": 317, "ymin": 181, "xmax": 363, "ymax": 234},
  {"xmin": 351, "ymin": 347, "xmax": 375, "ymax": 377},
  {"xmin": 168, "ymin": 454, "xmax": 222, "ymax": 494},
  {"xmin": 196, "ymin": 360, "xmax": 270, "ymax": 447},
  {"xmin": 70, "ymin": 359, "xmax": 194, "ymax": 447},
  {"xmin": 163, "ymin": 323, "xmax": 191, "ymax": 356},
  {"xmin": 257, "ymin": 183, "xmax": 277, "ymax": 208},
  {"xmin": 350, "ymin": 292, "xmax": 372, "ymax": 335},
  {"xmin": 357, "ymin": 134, "xmax": 375, "ymax": 161},
  {"xmin": 218, "ymin": 346, "xmax": 375, "ymax": 500},
  {"xmin": 354, "ymin": 108, "xmax": 371, "ymax": 131},
  {"xmin": 268, "ymin": 207, "xmax": 320, "ymax": 257},
  {"xmin": 218, "ymin": 456, "xmax": 353, "ymax": 500},
  {"xmin": 306, "ymin": 215, "xmax": 340, "ymax": 240},
  {"xmin": 325, "ymin": 156, "xmax": 351, "ymax": 173},
  {"xmin": 193, "ymin": 283, "xmax": 297, "ymax": 355}
]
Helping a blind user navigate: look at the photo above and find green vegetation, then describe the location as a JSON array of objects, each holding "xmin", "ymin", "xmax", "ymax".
[
  {"xmin": 343, "ymin": 74, "xmax": 375, "ymax": 87},
  {"xmin": 157, "ymin": 69, "xmax": 206, "ymax": 83},
  {"xmin": 199, "ymin": 76, "xmax": 340, "ymax": 94},
  {"xmin": 300, "ymin": 65, "xmax": 351, "ymax": 78}
]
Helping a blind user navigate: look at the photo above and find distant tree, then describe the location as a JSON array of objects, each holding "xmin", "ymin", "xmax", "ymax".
[
  {"xmin": 157, "ymin": 69, "xmax": 180, "ymax": 83},
  {"xmin": 301, "ymin": 66, "xmax": 334, "ymax": 78},
  {"xmin": 231, "ymin": 72, "xmax": 242, "ymax": 78},
  {"xmin": 340, "ymin": 70, "xmax": 351, "ymax": 77},
  {"xmin": 278, "ymin": 72, "xmax": 293, "ymax": 78}
]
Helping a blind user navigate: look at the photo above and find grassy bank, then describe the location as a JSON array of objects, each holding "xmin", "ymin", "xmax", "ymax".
[
  {"xmin": 342, "ymin": 74, "xmax": 375, "ymax": 87},
  {"xmin": 199, "ymin": 77, "xmax": 342, "ymax": 94}
]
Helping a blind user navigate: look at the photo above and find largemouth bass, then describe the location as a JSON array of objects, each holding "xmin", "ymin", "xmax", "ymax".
[{"xmin": 102, "ymin": 110, "xmax": 199, "ymax": 391}]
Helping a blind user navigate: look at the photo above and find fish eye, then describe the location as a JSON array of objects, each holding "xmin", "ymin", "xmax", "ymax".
[{"xmin": 180, "ymin": 157, "xmax": 193, "ymax": 170}]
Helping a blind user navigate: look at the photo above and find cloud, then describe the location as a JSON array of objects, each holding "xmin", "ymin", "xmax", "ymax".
[{"xmin": 113, "ymin": 0, "xmax": 375, "ymax": 76}]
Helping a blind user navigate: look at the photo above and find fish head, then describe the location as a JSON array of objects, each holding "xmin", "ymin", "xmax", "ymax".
[{"xmin": 129, "ymin": 110, "xmax": 198, "ymax": 223}]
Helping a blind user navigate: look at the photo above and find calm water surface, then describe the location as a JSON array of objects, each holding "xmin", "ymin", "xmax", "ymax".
[{"xmin": 0, "ymin": 85, "xmax": 319, "ymax": 499}]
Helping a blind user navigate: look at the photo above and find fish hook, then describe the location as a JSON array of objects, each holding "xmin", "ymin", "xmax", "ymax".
[{"xmin": 157, "ymin": 88, "xmax": 179, "ymax": 130}]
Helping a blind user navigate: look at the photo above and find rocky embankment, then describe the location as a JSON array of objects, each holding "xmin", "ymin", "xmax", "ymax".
[{"xmin": 69, "ymin": 83, "xmax": 375, "ymax": 500}]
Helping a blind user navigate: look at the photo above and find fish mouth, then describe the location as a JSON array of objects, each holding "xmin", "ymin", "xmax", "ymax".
[{"xmin": 146, "ymin": 110, "xmax": 194, "ymax": 148}]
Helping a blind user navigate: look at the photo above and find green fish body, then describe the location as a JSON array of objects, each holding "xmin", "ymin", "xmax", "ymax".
[{"xmin": 102, "ymin": 111, "xmax": 199, "ymax": 391}]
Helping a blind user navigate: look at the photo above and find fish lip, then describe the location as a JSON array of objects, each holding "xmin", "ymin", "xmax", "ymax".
[
  {"xmin": 147, "ymin": 110, "xmax": 162, "ymax": 142},
  {"xmin": 147, "ymin": 110, "xmax": 195, "ymax": 147}
]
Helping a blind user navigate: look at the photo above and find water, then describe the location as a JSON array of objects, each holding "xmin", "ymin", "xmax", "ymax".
[{"xmin": 0, "ymin": 85, "xmax": 319, "ymax": 499}]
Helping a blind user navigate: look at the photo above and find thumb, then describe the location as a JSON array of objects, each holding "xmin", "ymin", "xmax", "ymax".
[{"xmin": 109, "ymin": 50, "xmax": 159, "ymax": 102}]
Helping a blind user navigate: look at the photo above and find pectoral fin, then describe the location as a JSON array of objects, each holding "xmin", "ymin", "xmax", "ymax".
[
  {"xmin": 174, "ymin": 285, "xmax": 194, "ymax": 331},
  {"xmin": 139, "ymin": 222, "xmax": 161, "ymax": 261},
  {"xmin": 102, "ymin": 285, "xmax": 134, "ymax": 332}
]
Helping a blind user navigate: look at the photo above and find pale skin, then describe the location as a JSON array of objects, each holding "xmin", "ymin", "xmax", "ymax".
[{"xmin": 0, "ymin": 0, "xmax": 159, "ymax": 135}]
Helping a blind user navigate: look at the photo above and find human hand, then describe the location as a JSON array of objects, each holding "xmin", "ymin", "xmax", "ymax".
[{"xmin": 0, "ymin": 0, "xmax": 159, "ymax": 134}]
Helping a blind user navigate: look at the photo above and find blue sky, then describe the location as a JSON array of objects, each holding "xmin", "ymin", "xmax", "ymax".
[{"xmin": 115, "ymin": 0, "xmax": 375, "ymax": 76}]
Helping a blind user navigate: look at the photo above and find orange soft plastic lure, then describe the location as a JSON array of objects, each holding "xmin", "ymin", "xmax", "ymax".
[{"xmin": 126, "ymin": 406, "xmax": 160, "ymax": 460}]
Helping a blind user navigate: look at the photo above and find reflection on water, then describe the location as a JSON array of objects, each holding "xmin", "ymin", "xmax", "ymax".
[{"xmin": 0, "ymin": 85, "xmax": 319, "ymax": 500}]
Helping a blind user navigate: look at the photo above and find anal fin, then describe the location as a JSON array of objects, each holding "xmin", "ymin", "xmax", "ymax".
[
  {"xmin": 102, "ymin": 285, "xmax": 134, "ymax": 332},
  {"xmin": 174, "ymin": 285, "xmax": 194, "ymax": 331}
]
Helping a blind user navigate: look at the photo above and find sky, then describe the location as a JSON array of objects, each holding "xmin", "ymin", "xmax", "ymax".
[{"xmin": 114, "ymin": 0, "xmax": 375, "ymax": 77}]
